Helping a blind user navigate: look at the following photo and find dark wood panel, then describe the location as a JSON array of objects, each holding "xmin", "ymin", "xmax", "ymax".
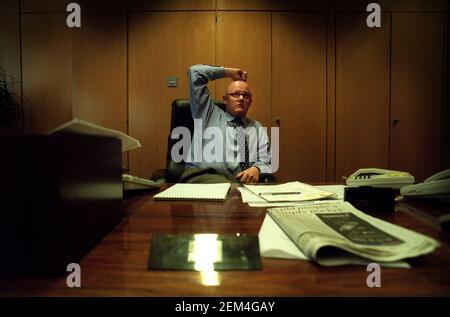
[
  {"xmin": 72, "ymin": 13, "xmax": 127, "ymax": 134},
  {"xmin": 336, "ymin": 0, "xmax": 446, "ymax": 12},
  {"xmin": 72, "ymin": 12, "xmax": 128, "ymax": 168},
  {"xmin": 444, "ymin": 4, "xmax": 450, "ymax": 169},
  {"xmin": 0, "ymin": 0, "xmax": 21, "ymax": 81},
  {"xmin": 0, "ymin": 0, "xmax": 23, "ymax": 134},
  {"xmin": 272, "ymin": 13, "xmax": 327, "ymax": 182},
  {"xmin": 390, "ymin": 13, "xmax": 445, "ymax": 181},
  {"xmin": 21, "ymin": 0, "xmax": 127, "ymax": 12},
  {"xmin": 21, "ymin": 13, "xmax": 72, "ymax": 133},
  {"xmin": 128, "ymin": 12, "xmax": 216, "ymax": 178},
  {"xmin": 217, "ymin": 0, "xmax": 330, "ymax": 10},
  {"xmin": 326, "ymin": 12, "xmax": 336, "ymax": 182},
  {"xmin": 129, "ymin": 0, "xmax": 214, "ymax": 11},
  {"xmin": 335, "ymin": 13, "xmax": 390, "ymax": 181},
  {"xmin": 215, "ymin": 11, "xmax": 271, "ymax": 128}
]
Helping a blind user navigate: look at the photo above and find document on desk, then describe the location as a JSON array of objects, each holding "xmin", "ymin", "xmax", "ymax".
[
  {"xmin": 239, "ymin": 185, "xmax": 345, "ymax": 207},
  {"xmin": 244, "ymin": 182, "xmax": 336, "ymax": 203},
  {"xmin": 260, "ymin": 201, "xmax": 441, "ymax": 267}
]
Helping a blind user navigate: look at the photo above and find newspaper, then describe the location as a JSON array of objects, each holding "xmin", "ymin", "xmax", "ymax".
[
  {"xmin": 267, "ymin": 202, "xmax": 440, "ymax": 266},
  {"xmin": 48, "ymin": 117, "xmax": 141, "ymax": 152}
]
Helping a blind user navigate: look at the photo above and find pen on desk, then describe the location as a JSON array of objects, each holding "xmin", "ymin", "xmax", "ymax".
[{"xmin": 259, "ymin": 192, "xmax": 302, "ymax": 196}]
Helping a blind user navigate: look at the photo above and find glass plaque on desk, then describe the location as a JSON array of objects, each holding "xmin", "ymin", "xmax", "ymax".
[{"xmin": 148, "ymin": 233, "xmax": 261, "ymax": 271}]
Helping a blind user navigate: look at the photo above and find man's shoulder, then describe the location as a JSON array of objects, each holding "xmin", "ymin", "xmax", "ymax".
[{"xmin": 244, "ymin": 117, "xmax": 263, "ymax": 128}]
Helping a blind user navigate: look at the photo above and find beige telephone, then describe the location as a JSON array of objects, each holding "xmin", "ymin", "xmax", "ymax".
[
  {"xmin": 400, "ymin": 169, "xmax": 450, "ymax": 198},
  {"xmin": 346, "ymin": 168, "xmax": 415, "ymax": 189},
  {"xmin": 122, "ymin": 174, "xmax": 160, "ymax": 190}
]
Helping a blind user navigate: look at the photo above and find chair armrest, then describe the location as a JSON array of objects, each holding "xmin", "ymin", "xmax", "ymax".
[
  {"xmin": 150, "ymin": 168, "xmax": 166, "ymax": 183},
  {"xmin": 260, "ymin": 174, "xmax": 277, "ymax": 184}
]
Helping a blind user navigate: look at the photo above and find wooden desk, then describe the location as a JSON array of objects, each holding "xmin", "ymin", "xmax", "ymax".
[{"xmin": 1, "ymin": 185, "xmax": 450, "ymax": 296}]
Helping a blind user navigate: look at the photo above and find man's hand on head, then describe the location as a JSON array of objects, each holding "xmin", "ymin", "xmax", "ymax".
[
  {"xmin": 225, "ymin": 68, "xmax": 247, "ymax": 82},
  {"xmin": 235, "ymin": 166, "xmax": 260, "ymax": 184}
]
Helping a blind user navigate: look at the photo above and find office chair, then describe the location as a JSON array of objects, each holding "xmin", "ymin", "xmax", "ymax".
[{"xmin": 151, "ymin": 99, "xmax": 275, "ymax": 183}]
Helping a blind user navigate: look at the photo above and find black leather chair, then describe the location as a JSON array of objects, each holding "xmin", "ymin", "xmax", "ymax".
[{"xmin": 152, "ymin": 99, "xmax": 275, "ymax": 183}]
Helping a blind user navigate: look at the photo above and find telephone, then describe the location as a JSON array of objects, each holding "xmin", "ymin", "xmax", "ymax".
[
  {"xmin": 122, "ymin": 174, "xmax": 160, "ymax": 191},
  {"xmin": 346, "ymin": 168, "xmax": 415, "ymax": 189},
  {"xmin": 400, "ymin": 169, "xmax": 450, "ymax": 198}
]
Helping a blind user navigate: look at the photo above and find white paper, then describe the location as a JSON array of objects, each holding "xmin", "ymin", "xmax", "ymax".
[
  {"xmin": 240, "ymin": 185, "xmax": 346, "ymax": 208},
  {"xmin": 48, "ymin": 117, "xmax": 141, "ymax": 152},
  {"xmin": 315, "ymin": 185, "xmax": 346, "ymax": 200},
  {"xmin": 153, "ymin": 183, "xmax": 231, "ymax": 201},
  {"xmin": 237, "ymin": 187, "xmax": 267, "ymax": 203},
  {"xmin": 258, "ymin": 214, "xmax": 308, "ymax": 260},
  {"xmin": 244, "ymin": 182, "xmax": 336, "ymax": 202}
]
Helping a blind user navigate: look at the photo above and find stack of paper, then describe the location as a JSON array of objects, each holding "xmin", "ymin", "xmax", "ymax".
[
  {"xmin": 153, "ymin": 183, "xmax": 231, "ymax": 201},
  {"xmin": 244, "ymin": 181, "xmax": 336, "ymax": 202},
  {"xmin": 48, "ymin": 117, "xmax": 141, "ymax": 152},
  {"xmin": 239, "ymin": 182, "xmax": 344, "ymax": 207}
]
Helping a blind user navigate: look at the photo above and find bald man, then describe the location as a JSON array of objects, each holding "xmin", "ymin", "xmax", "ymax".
[{"xmin": 181, "ymin": 64, "xmax": 272, "ymax": 184}]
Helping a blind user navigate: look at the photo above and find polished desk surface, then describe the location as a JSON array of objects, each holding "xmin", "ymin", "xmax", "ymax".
[{"xmin": 2, "ymin": 184, "xmax": 450, "ymax": 296}]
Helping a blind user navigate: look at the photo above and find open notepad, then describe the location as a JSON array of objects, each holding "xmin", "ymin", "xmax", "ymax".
[{"xmin": 153, "ymin": 183, "xmax": 231, "ymax": 201}]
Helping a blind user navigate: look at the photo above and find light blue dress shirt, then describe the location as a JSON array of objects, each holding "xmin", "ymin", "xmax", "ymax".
[{"xmin": 185, "ymin": 64, "xmax": 272, "ymax": 177}]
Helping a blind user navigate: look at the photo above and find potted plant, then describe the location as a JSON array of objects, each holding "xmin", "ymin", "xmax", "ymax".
[{"xmin": 0, "ymin": 67, "xmax": 22, "ymax": 130}]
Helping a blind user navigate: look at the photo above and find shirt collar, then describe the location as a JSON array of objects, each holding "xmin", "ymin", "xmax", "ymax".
[{"xmin": 225, "ymin": 111, "xmax": 249, "ymax": 127}]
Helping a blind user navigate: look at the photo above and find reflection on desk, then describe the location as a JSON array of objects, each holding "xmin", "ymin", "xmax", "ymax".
[{"xmin": 1, "ymin": 184, "xmax": 450, "ymax": 296}]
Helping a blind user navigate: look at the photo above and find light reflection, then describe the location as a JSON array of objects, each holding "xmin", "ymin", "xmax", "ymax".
[
  {"xmin": 199, "ymin": 271, "xmax": 220, "ymax": 287},
  {"xmin": 188, "ymin": 234, "xmax": 222, "ymax": 286}
]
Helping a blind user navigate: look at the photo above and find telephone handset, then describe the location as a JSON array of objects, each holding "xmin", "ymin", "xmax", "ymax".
[
  {"xmin": 122, "ymin": 174, "xmax": 160, "ymax": 190},
  {"xmin": 346, "ymin": 168, "xmax": 415, "ymax": 189},
  {"xmin": 401, "ymin": 169, "xmax": 450, "ymax": 198},
  {"xmin": 424, "ymin": 169, "xmax": 450, "ymax": 183}
]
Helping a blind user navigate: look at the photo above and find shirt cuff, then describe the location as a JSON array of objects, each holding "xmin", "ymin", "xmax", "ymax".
[{"xmin": 252, "ymin": 163, "xmax": 272, "ymax": 174}]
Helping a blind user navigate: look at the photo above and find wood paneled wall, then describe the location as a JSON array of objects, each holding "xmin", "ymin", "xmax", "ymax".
[
  {"xmin": 21, "ymin": 13, "xmax": 72, "ymax": 133},
  {"xmin": 0, "ymin": 0, "xmax": 21, "ymax": 87},
  {"xmin": 272, "ymin": 12, "xmax": 327, "ymax": 182},
  {"xmin": 390, "ymin": 13, "xmax": 445, "ymax": 181},
  {"xmin": 2, "ymin": 0, "xmax": 448, "ymax": 182},
  {"xmin": 335, "ymin": 13, "xmax": 391, "ymax": 180},
  {"xmin": 128, "ymin": 11, "xmax": 216, "ymax": 176},
  {"xmin": 215, "ymin": 11, "xmax": 272, "ymax": 128},
  {"xmin": 0, "ymin": 0, "xmax": 22, "ymax": 134}
]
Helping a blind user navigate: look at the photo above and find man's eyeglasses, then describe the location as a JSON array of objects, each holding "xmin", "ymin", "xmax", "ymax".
[{"xmin": 226, "ymin": 92, "xmax": 252, "ymax": 100}]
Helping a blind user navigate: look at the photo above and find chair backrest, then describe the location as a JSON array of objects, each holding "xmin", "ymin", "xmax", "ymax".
[{"xmin": 165, "ymin": 99, "xmax": 225, "ymax": 182}]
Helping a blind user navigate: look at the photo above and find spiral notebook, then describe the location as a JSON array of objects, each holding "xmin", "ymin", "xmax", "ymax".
[{"xmin": 153, "ymin": 183, "xmax": 231, "ymax": 201}]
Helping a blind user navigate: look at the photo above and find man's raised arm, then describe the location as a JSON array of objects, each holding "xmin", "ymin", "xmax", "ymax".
[{"xmin": 188, "ymin": 64, "xmax": 247, "ymax": 119}]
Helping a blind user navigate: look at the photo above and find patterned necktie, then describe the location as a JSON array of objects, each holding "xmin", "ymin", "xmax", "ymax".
[{"xmin": 231, "ymin": 118, "xmax": 250, "ymax": 171}]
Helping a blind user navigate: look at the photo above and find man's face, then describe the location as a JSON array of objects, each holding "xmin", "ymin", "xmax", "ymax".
[{"xmin": 223, "ymin": 81, "xmax": 252, "ymax": 118}]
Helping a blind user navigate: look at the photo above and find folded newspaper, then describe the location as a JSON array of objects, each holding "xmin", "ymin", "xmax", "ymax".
[{"xmin": 267, "ymin": 201, "xmax": 440, "ymax": 266}]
